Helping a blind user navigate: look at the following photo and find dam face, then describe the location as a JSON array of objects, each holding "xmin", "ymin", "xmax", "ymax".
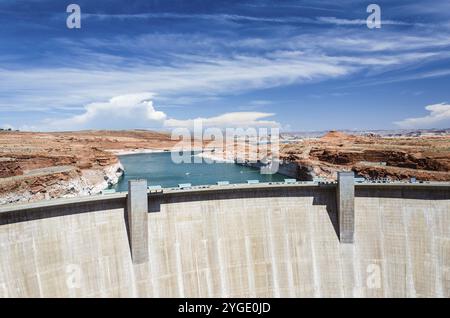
[{"xmin": 0, "ymin": 183, "xmax": 449, "ymax": 297}]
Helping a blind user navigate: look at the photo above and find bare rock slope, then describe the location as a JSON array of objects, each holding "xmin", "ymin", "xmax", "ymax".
[
  {"xmin": 280, "ymin": 131, "xmax": 450, "ymax": 181},
  {"xmin": 0, "ymin": 130, "xmax": 176, "ymax": 204}
]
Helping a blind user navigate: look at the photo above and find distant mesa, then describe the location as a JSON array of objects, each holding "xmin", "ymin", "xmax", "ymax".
[{"xmin": 320, "ymin": 130, "xmax": 356, "ymax": 141}]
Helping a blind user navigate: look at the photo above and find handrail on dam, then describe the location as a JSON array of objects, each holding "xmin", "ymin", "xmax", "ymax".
[
  {"xmin": 1, "ymin": 180, "xmax": 449, "ymax": 215},
  {"xmin": 0, "ymin": 181, "xmax": 450, "ymax": 215},
  {"xmin": 2, "ymin": 179, "xmax": 449, "ymax": 214}
]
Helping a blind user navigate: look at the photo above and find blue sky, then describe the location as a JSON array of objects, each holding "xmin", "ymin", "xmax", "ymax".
[{"xmin": 1, "ymin": 0, "xmax": 450, "ymax": 131}]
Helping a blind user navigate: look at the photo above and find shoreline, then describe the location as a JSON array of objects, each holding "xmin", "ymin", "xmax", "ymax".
[
  {"xmin": 194, "ymin": 151, "xmax": 235, "ymax": 163},
  {"xmin": 107, "ymin": 148, "xmax": 169, "ymax": 156},
  {"xmin": 112, "ymin": 148, "xmax": 236, "ymax": 164},
  {"xmin": 109, "ymin": 146, "xmax": 218, "ymax": 157},
  {"xmin": 0, "ymin": 161, "xmax": 124, "ymax": 206}
]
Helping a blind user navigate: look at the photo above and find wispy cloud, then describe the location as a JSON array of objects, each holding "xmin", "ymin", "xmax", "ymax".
[
  {"xmin": 83, "ymin": 12, "xmax": 287, "ymax": 23},
  {"xmin": 2, "ymin": 0, "xmax": 450, "ymax": 131},
  {"xmin": 3, "ymin": 27, "xmax": 449, "ymax": 114},
  {"xmin": 394, "ymin": 103, "xmax": 450, "ymax": 128},
  {"xmin": 316, "ymin": 16, "xmax": 417, "ymax": 26},
  {"xmin": 83, "ymin": 11, "xmax": 420, "ymax": 27},
  {"xmin": 0, "ymin": 52, "xmax": 350, "ymax": 113},
  {"xmin": 241, "ymin": 2, "xmax": 345, "ymax": 13}
]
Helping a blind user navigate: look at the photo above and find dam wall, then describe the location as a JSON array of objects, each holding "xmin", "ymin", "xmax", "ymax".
[{"xmin": 0, "ymin": 182, "xmax": 449, "ymax": 297}]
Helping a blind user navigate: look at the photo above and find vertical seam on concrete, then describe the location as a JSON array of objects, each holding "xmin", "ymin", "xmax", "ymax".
[
  {"xmin": 194, "ymin": 251, "xmax": 202, "ymax": 297},
  {"xmin": 376, "ymin": 199, "xmax": 389, "ymax": 298},
  {"xmin": 212, "ymin": 200, "xmax": 229, "ymax": 297},
  {"xmin": 308, "ymin": 207, "xmax": 321, "ymax": 297},
  {"xmin": 281, "ymin": 207, "xmax": 295, "ymax": 298},
  {"xmin": 402, "ymin": 205, "xmax": 417, "ymax": 297},
  {"xmin": 353, "ymin": 239, "xmax": 363, "ymax": 297},
  {"xmin": 266, "ymin": 209, "xmax": 280, "ymax": 297},
  {"xmin": 202, "ymin": 239, "xmax": 214, "ymax": 297},
  {"xmin": 174, "ymin": 240, "xmax": 185, "ymax": 297},
  {"xmin": 244, "ymin": 236, "xmax": 256, "ymax": 297},
  {"xmin": 335, "ymin": 185, "xmax": 348, "ymax": 297},
  {"xmin": 31, "ymin": 237, "xmax": 43, "ymax": 297},
  {"xmin": 337, "ymin": 245, "xmax": 349, "ymax": 297},
  {"xmin": 217, "ymin": 237, "xmax": 228, "ymax": 297},
  {"xmin": 130, "ymin": 262, "xmax": 138, "ymax": 298},
  {"xmin": 426, "ymin": 200, "xmax": 443, "ymax": 297},
  {"xmin": 284, "ymin": 232, "xmax": 295, "ymax": 298},
  {"xmin": 242, "ymin": 196, "xmax": 256, "ymax": 298},
  {"xmin": 148, "ymin": 228, "xmax": 159, "ymax": 298}
]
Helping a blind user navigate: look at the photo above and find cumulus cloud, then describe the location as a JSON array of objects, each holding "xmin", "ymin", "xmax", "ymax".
[
  {"xmin": 164, "ymin": 112, "xmax": 279, "ymax": 129},
  {"xmin": 37, "ymin": 94, "xmax": 280, "ymax": 131},
  {"xmin": 394, "ymin": 103, "xmax": 450, "ymax": 128},
  {"xmin": 44, "ymin": 93, "xmax": 167, "ymax": 131}
]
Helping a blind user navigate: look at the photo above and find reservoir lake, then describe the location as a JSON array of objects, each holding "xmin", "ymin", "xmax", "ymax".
[{"xmin": 114, "ymin": 152, "xmax": 287, "ymax": 191}]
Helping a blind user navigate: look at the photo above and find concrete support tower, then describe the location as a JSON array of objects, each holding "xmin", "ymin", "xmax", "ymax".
[
  {"xmin": 337, "ymin": 171, "xmax": 355, "ymax": 243},
  {"xmin": 127, "ymin": 179, "xmax": 149, "ymax": 264}
]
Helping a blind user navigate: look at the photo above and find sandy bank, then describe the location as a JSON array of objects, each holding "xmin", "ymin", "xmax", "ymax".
[
  {"xmin": 195, "ymin": 151, "xmax": 235, "ymax": 163},
  {"xmin": 108, "ymin": 148, "xmax": 169, "ymax": 156}
]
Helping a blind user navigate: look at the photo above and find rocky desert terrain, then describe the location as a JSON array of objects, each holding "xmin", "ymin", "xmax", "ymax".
[
  {"xmin": 280, "ymin": 131, "xmax": 450, "ymax": 181},
  {"xmin": 0, "ymin": 130, "xmax": 178, "ymax": 204},
  {"xmin": 0, "ymin": 129, "xmax": 449, "ymax": 205}
]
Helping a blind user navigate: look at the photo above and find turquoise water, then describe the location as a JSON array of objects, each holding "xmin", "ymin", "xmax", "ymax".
[{"xmin": 114, "ymin": 152, "xmax": 287, "ymax": 191}]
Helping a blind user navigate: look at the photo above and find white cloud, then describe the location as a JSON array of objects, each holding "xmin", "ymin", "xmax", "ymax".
[
  {"xmin": 1, "ymin": 29, "xmax": 449, "ymax": 115},
  {"xmin": 394, "ymin": 103, "xmax": 450, "ymax": 128},
  {"xmin": 315, "ymin": 35, "xmax": 450, "ymax": 53},
  {"xmin": 164, "ymin": 112, "xmax": 279, "ymax": 129},
  {"xmin": 2, "ymin": 25, "xmax": 450, "ymax": 132},
  {"xmin": 43, "ymin": 93, "xmax": 167, "ymax": 131},
  {"xmin": 316, "ymin": 17, "xmax": 416, "ymax": 26},
  {"xmin": 83, "ymin": 12, "xmax": 285, "ymax": 23},
  {"xmin": 33, "ymin": 94, "xmax": 280, "ymax": 131},
  {"xmin": 0, "ymin": 52, "xmax": 349, "ymax": 113},
  {"xmin": 83, "ymin": 13, "xmax": 419, "ymax": 27}
]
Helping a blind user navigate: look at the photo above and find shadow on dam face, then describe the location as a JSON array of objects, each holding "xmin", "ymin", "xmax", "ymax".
[
  {"xmin": 148, "ymin": 187, "xmax": 340, "ymax": 240},
  {"xmin": 2, "ymin": 184, "xmax": 448, "ymax": 235},
  {"xmin": 0, "ymin": 196, "xmax": 126, "ymax": 226},
  {"xmin": 0, "ymin": 186, "xmax": 341, "ymax": 261},
  {"xmin": 355, "ymin": 186, "xmax": 450, "ymax": 200}
]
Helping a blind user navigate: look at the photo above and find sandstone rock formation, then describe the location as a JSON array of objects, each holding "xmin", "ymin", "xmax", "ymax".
[
  {"xmin": 1, "ymin": 129, "xmax": 449, "ymax": 205},
  {"xmin": 0, "ymin": 130, "xmax": 177, "ymax": 204},
  {"xmin": 280, "ymin": 131, "xmax": 450, "ymax": 182}
]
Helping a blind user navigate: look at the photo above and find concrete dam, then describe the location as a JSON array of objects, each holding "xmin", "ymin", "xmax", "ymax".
[{"xmin": 0, "ymin": 177, "xmax": 449, "ymax": 298}]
